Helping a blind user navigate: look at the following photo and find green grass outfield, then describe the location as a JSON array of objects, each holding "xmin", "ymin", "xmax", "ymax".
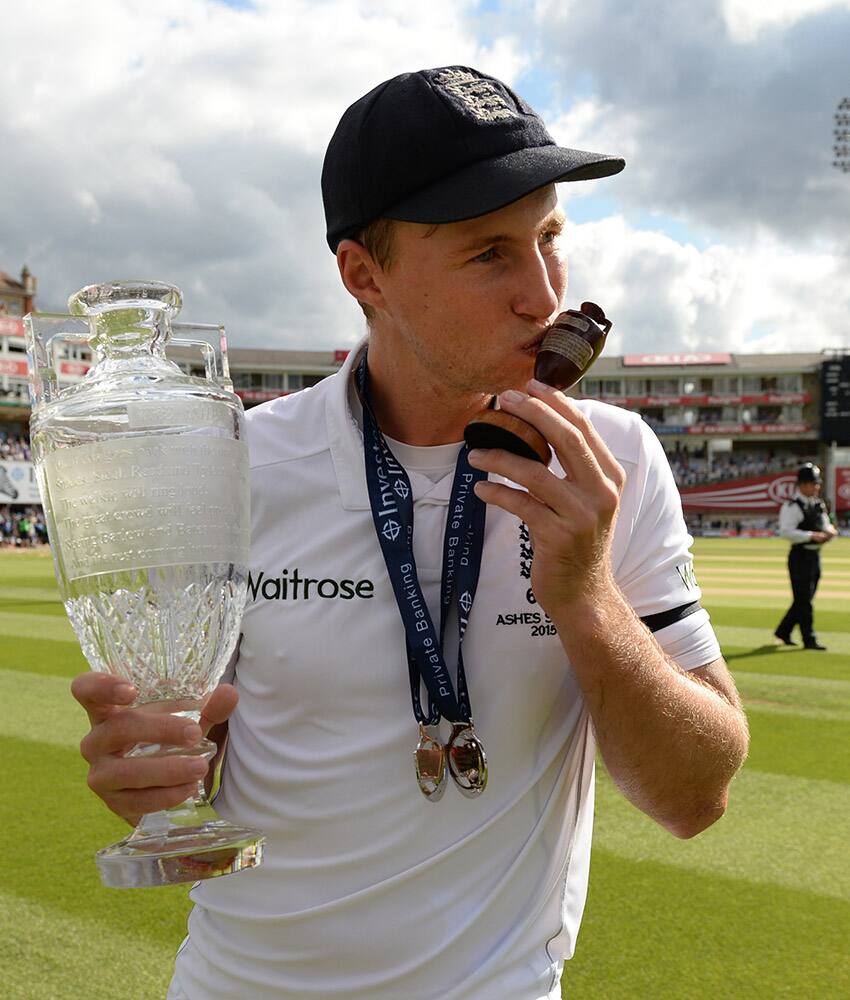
[{"xmin": 1, "ymin": 539, "xmax": 848, "ymax": 999}]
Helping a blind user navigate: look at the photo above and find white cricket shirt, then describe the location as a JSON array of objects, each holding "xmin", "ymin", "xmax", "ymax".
[
  {"xmin": 778, "ymin": 492, "xmax": 830, "ymax": 549},
  {"xmin": 173, "ymin": 341, "xmax": 720, "ymax": 1000}
]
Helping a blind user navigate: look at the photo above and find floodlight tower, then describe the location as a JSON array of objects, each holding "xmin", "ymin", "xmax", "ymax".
[
  {"xmin": 828, "ymin": 101, "xmax": 850, "ymax": 523},
  {"xmin": 835, "ymin": 98, "xmax": 850, "ymax": 172}
]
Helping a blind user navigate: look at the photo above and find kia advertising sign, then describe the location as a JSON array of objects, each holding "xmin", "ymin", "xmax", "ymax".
[
  {"xmin": 679, "ymin": 471, "xmax": 798, "ymax": 511},
  {"xmin": 835, "ymin": 467, "xmax": 850, "ymax": 512},
  {"xmin": 623, "ymin": 352, "xmax": 732, "ymax": 366}
]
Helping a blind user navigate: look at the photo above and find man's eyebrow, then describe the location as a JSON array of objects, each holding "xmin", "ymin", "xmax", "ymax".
[
  {"xmin": 453, "ymin": 232, "xmax": 511, "ymax": 253},
  {"xmin": 453, "ymin": 212, "xmax": 566, "ymax": 253}
]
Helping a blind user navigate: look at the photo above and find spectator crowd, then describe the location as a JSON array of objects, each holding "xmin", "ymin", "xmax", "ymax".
[
  {"xmin": 664, "ymin": 444, "xmax": 818, "ymax": 489},
  {"xmin": 0, "ymin": 431, "xmax": 31, "ymax": 461},
  {"xmin": 1, "ymin": 505, "xmax": 46, "ymax": 546}
]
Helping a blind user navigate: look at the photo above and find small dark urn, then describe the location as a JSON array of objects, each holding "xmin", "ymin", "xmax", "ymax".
[{"xmin": 463, "ymin": 302, "xmax": 612, "ymax": 463}]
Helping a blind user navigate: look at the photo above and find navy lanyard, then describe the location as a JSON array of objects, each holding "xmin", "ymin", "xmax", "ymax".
[{"xmin": 357, "ymin": 356, "xmax": 487, "ymax": 726}]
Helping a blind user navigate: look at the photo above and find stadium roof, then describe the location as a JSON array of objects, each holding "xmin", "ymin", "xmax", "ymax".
[
  {"xmin": 591, "ymin": 352, "xmax": 825, "ymax": 375},
  {"xmin": 167, "ymin": 344, "xmax": 342, "ymax": 371}
]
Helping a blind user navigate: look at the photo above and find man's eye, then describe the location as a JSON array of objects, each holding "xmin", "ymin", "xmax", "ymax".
[
  {"xmin": 471, "ymin": 248, "xmax": 497, "ymax": 263},
  {"xmin": 540, "ymin": 229, "xmax": 559, "ymax": 246}
]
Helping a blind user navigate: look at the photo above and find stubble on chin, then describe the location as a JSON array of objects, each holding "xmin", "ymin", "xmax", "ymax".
[{"xmin": 453, "ymin": 369, "xmax": 534, "ymax": 400}]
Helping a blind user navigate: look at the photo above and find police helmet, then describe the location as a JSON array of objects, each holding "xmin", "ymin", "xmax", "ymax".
[{"xmin": 797, "ymin": 463, "xmax": 821, "ymax": 484}]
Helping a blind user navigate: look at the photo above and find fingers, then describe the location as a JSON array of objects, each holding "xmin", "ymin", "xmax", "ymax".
[
  {"xmin": 88, "ymin": 751, "xmax": 209, "ymax": 795},
  {"xmin": 496, "ymin": 386, "xmax": 598, "ymax": 484},
  {"xmin": 530, "ymin": 380, "xmax": 626, "ymax": 491},
  {"xmin": 83, "ymin": 711, "xmax": 213, "ymax": 826},
  {"xmin": 471, "ymin": 461, "xmax": 614, "ymax": 553},
  {"xmin": 468, "ymin": 383, "xmax": 625, "ymax": 524},
  {"xmin": 80, "ymin": 709, "xmax": 202, "ymax": 760},
  {"xmin": 470, "ymin": 447, "xmax": 566, "ymax": 516},
  {"xmin": 71, "ymin": 672, "xmax": 137, "ymax": 728},
  {"xmin": 73, "ymin": 674, "xmax": 238, "ymax": 827},
  {"xmin": 101, "ymin": 783, "xmax": 205, "ymax": 826},
  {"xmin": 473, "ymin": 475, "xmax": 549, "ymax": 526},
  {"xmin": 503, "ymin": 381, "xmax": 625, "ymax": 491}
]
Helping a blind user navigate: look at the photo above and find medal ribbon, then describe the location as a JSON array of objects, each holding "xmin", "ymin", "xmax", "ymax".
[{"xmin": 357, "ymin": 356, "xmax": 487, "ymax": 726}]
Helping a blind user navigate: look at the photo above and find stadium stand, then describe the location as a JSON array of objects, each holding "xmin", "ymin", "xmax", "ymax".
[
  {"xmin": 0, "ymin": 432, "xmax": 31, "ymax": 461},
  {"xmin": 2, "ymin": 282, "xmax": 848, "ymax": 538},
  {"xmin": 0, "ymin": 505, "xmax": 46, "ymax": 546},
  {"xmin": 664, "ymin": 446, "xmax": 820, "ymax": 488}
]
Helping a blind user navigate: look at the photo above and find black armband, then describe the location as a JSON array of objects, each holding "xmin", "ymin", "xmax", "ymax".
[{"xmin": 640, "ymin": 601, "xmax": 702, "ymax": 633}]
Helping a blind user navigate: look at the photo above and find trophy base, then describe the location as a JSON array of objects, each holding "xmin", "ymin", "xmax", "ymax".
[
  {"xmin": 464, "ymin": 409, "xmax": 550, "ymax": 464},
  {"xmin": 96, "ymin": 820, "xmax": 265, "ymax": 888}
]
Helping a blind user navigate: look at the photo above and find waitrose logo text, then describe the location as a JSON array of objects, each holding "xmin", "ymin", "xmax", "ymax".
[{"xmin": 248, "ymin": 569, "xmax": 375, "ymax": 601}]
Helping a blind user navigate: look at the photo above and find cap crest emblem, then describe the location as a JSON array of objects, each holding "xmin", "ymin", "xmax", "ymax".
[{"xmin": 433, "ymin": 69, "xmax": 517, "ymax": 124}]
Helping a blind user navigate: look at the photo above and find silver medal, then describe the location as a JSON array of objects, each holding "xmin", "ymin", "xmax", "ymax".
[
  {"xmin": 414, "ymin": 723, "xmax": 447, "ymax": 801},
  {"xmin": 447, "ymin": 722, "xmax": 488, "ymax": 798}
]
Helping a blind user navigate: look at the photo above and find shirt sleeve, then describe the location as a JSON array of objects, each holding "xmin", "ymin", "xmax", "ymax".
[
  {"xmin": 777, "ymin": 501, "xmax": 811, "ymax": 544},
  {"xmin": 613, "ymin": 419, "xmax": 721, "ymax": 670}
]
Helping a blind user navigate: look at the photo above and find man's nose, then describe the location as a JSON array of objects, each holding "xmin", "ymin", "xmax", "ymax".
[{"xmin": 510, "ymin": 248, "xmax": 561, "ymax": 323}]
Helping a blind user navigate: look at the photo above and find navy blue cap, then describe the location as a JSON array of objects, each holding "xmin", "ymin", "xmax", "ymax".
[
  {"xmin": 798, "ymin": 463, "xmax": 821, "ymax": 483},
  {"xmin": 322, "ymin": 66, "xmax": 625, "ymax": 252}
]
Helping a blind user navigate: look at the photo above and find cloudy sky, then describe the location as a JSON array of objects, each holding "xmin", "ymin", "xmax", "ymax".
[{"xmin": 1, "ymin": 0, "xmax": 848, "ymax": 357}]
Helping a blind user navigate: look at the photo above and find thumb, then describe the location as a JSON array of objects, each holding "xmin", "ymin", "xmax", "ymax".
[{"xmin": 200, "ymin": 684, "xmax": 238, "ymax": 738}]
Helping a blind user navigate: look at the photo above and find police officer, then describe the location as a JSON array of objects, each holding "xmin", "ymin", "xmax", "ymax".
[{"xmin": 774, "ymin": 463, "xmax": 837, "ymax": 649}]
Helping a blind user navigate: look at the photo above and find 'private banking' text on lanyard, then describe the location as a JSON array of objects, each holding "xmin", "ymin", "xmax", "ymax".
[{"xmin": 357, "ymin": 355, "xmax": 489, "ymax": 800}]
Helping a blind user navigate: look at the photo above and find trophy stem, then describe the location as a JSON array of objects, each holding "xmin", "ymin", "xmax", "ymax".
[{"xmin": 95, "ymin": 734, "xmax": 264, "ymax": 889}]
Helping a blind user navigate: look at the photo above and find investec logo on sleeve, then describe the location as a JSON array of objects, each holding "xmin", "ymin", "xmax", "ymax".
[{"xmin": 248, "ymin": 568, "xmax": 375, "ymax": 601}]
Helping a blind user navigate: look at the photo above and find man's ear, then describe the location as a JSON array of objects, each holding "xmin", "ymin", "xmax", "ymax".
[{"xmin": 336, "ymin": 239, "xmax": 386, "ymax": 312}]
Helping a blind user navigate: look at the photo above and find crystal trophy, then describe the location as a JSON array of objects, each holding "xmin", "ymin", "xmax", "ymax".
[{"xmin": 25, "ymin": 280, "xmax": 264, "ymax": 888}]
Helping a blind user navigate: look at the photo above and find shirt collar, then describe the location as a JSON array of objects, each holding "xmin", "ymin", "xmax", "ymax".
[
  {"xmin": 325, "ymin": 335, "xmax": 462, "ymax": 510},
  {"xmin": 325, "ymin": 335, "xmax": 371, "ymax": 511}
]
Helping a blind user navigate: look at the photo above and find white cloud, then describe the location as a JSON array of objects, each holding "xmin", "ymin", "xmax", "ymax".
[
  {"xmin": 547, "ymin": 99, "xmax": 644, "ymax": 197},
  {"xmin": 722, "ymin": 0, "xmax": 850, "ymax": 43},
  {"xmin": 530, "ymin": 0, "xmax": 850, "ymax": 247},
  {"xmin": 0, "ymin": 0, "xmax": 525, "ymax": 346},
  {"xmin": 0, "ymin": 0, "xmax": 847, "ymax": 358},
  {"xmin": 563, "ymin": 215, "xmax": 850, "ymax": 355}
]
